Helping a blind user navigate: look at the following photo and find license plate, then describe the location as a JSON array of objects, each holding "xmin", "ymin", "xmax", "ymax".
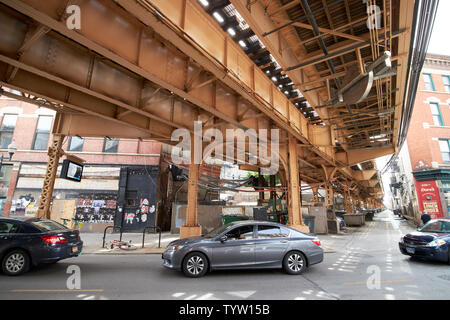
[
  {"xmin": 72, "ymin": 246, "xmax": 78, "ymax": 253},
  {"xmin": 406, "ymin": 247, "xmax": 415, "ymax": 254}
]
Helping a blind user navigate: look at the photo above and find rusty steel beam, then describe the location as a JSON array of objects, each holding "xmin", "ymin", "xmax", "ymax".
[{"xmin": 0, "ymin": 0, "xmax": 385, "ymax": 217}]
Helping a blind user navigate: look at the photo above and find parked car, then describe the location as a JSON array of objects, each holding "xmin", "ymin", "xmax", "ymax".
[
  {"xmin": 0, "ymin": 217, "xmax": 83, "ymax": 276},
  {"xmin": 162, "ymin": 221, "xmax": 323, "ymax": 277},
  {"xmin": 399, "ymin": 219, "xmax": 450, "ymax": 264}
]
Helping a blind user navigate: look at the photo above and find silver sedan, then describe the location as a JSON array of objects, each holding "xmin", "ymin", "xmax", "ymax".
[{"xmin": 162, "ymin": 221, "xmax": 324, "ymax": 277}]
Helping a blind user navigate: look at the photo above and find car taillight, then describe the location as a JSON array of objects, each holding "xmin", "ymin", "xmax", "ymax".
[
  {"xmin": 311, "ymin": 238, "xmax": 321, "ymax": 247},
  {"xmin": 41, "ymin": 235, "xmax": 67, "ymax": 244}
]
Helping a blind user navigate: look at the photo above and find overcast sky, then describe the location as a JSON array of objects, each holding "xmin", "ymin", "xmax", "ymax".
[{"xmin": 427, "ymin": 0, "xmax": 450, "ymax": 55}]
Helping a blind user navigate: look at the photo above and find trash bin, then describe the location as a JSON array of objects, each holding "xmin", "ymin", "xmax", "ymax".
[
  {"xmin": 221, "ymin": 215, "xmax": 250, "ymax": 225},
  {"xmin": 365, "ymin": 211, "xmax": 374, "ymax": 221},
  {"xmin": 302, "ymin": 214, "xmax": 315, "ymax": 233}
]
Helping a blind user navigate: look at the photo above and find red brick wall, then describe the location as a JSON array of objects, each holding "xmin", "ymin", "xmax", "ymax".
[
  {"xmin": 407, "ymin": 68, "xmax": 450, "ymax": 170},
  {"xmin": 0, "ymin": 95, "xmax": 164, "ymax": 166}
]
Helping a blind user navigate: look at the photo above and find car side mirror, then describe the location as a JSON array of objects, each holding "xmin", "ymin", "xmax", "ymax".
[{"xmin": 219, "ymin": 235, "xmax": 227, "ymax": 243}]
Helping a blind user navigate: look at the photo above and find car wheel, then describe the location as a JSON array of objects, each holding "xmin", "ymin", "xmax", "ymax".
[
  {"xmin": 2, "ymin": 250, "xmax": 30, "ymax": 276},
  {"xmin": 283, "ymin": 251, "xmax": 307, "ymax": 275},
  {"xmin": 182, "ymin": 252, "xmax": 208, "ymax": 278}
]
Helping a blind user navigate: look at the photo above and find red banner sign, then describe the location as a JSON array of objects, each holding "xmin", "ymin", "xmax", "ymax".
[{"xmin": 414, "ymin": 179, "xmax": 444, "ymax": 219}]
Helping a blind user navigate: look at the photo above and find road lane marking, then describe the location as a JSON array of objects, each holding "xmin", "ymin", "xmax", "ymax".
[
  {"xmin": 9, "ymin": 289, "xmax": 104, "ymax": 293},
  {"xmin": 343, "ymin": 279, "xmax": 410, "ymax": 285}
]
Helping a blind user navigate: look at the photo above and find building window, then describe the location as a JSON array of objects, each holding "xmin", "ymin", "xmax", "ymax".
[
  {"xmin": 0, "ymin": 114, "xmax": 17, "ymax": 149},
  {"xmin": 32, "ymin": 116, "xmax": 53, "ymax": 150},
  {"xmin": 430, "ymin": 103, "xmax": 443, "ymax": 126},
  {"xmin": 439, "ymin": 140, "xmax": 450, "ymax": 162},
  {"xmin": 103, "ymin": 138, "xmax": 119, "ymax": 153},
  {"xmin": 423, "ymin": 73, "xmax": 435, "ymax": 91},
  {"xmin": 443, "ymin": 75, "xmax": 450, "ymax": 93},
  {"xmin": 69, "ymin": 136, "xmax": 84, "ymax": 152}
]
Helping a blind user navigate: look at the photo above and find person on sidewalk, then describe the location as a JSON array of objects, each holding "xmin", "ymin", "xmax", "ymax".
[{"xmin": 421, "ymin": 212, "xmax": 431, "ymax": 225}]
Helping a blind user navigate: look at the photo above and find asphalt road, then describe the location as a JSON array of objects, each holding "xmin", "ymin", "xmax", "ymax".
[{"xmin": 1, "ymin": 211, "xmax": 449, "ymax": 300}]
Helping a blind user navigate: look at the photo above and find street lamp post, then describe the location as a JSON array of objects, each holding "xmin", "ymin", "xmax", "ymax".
[{"xmin": 0, "ymin": 141, "xmax": 17, "ymax": 170}]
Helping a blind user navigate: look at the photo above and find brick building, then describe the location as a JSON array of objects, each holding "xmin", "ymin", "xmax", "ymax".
[
  {"xmin": 0, "ymin": 88, "xmax": 223, "ymax": 232},
  {"xmin": 392, "ymin": 53, "xmax": 450, "ymax": 221}
]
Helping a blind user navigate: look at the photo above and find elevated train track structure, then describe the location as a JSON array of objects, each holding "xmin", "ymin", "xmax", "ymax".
[{"xmin": 0, "ymin": 0, "xmax": 428, "ymax": 236}]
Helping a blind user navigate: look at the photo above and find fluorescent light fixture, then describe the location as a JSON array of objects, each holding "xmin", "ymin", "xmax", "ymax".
[
  {"xmin": 238, "ymin": 40, "xmax": 246, "ymax": 47},
  {"xmin": 279, "ymin": 84, "xmax": 283, "ymax": 88},
  {"xmin": 212, "ymin": 12, "xmax": 224, "ymax": 23},
  {"xmin": 357, "ymin": 163, "xmax": 363, "ymax": 170},
  {"xmin": 272, "ymin": 76, "xmax": 277, "ymax": 82},
  {"xmin": 227, "ymin": 28, "xmax": 236, "ymax": 37},
  {"xmin": 198, "ymin": 0, "xmax": 209, "ymax": 6},
  {"xmin": 284, "ymin": 91, "xmax": 289, "ymax": 95},
  {"xmin": 266, "ymin": 70, "xmax": 270, "ymax": 74}
]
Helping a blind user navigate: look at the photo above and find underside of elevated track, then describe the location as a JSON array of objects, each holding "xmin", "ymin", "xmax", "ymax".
[{"xmin": 0, "ymin": 0, "xmax": 425, "ymax": 236}]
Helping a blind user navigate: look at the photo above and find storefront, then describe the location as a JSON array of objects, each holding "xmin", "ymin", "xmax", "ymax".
[{"xmin": 413, "ymin": 169, "xmax": 450, "ymax": 219}]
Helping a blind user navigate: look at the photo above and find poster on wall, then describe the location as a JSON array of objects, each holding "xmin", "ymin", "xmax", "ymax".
[
  {"xmin": 414, "ymin": 179, "xmax": 444, "ymax": 219},
  {"xmin": 74, "ymin": 193, "xmax": 117, "ymax": 223}
]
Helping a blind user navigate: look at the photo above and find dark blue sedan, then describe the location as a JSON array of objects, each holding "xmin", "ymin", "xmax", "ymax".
[
  {"xmin": 399, "ymin": 219, "xmax": 450, "ymax": 264},
  {"xmin": 0, "ymin": 217, "xmax": 83, "ymax": 276}
]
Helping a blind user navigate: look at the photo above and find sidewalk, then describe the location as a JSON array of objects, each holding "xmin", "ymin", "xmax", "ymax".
[
  {"xmin": 316, "ymin": 227, "xmax": 360, "ymax": 253},
  {"xmin": 80, "ymin": 231, "xmax": 178, "ymax": 255},
  {"xmin": 79, "ymin": 227, "xmax": 360, "ymax": 255}
]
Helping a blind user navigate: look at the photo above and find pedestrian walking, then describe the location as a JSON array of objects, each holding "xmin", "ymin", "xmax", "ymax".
[{"xmin": 421, "ymin": 212, "xmax": 431, "ymax": 225}]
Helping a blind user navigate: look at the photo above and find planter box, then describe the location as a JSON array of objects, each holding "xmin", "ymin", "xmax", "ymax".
[{"xmin": 343, "ymin": 214, "xmax": 365, "ymax": 226}]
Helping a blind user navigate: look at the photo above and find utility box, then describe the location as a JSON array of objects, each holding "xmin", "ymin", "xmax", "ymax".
[
  {"xmin": 302, "ymin": 214, "xmax": 315, "ymax": 234},
  {"xmin": 308, "ymin": 205, "xmax": 328, "ymax": 234},
  {"xmin": 343, "ymin": 214, "xmax": 365, "ymax": 226}
]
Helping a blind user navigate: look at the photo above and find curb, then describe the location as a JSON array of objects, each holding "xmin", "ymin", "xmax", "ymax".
[{"xmin": 81, "ymin": 248, "xmax": 165, "ymax": 255}]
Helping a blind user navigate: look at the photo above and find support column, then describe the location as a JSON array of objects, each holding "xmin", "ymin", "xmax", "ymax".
[
  {"xmin": 37, "ymin": 134, "xmax": 65, "ymax": 219},
  {"xmin": 354, "ymin": 198, "xmax": 361, "ymax": 211},
  {"xmin": 179, "ymin": 163, "xmax": 202, "ymax": 238},
  {"xmin": 312, "ymin": 187, "xmax": 319, "ymax": 203},
  {"xmin": 179, "ymin": 135, "xmax": 202, "ymax": 238},
  {"xmin": 344, "ymin": 188, "xmax": 353, "ymax": 214},
  {"xmin": 325, "ymin": 183, "xmax": 336, "ymax": 219},
  {"xmin": 269, "ymin": 175, "xmax": 276, "ymax": 200},
  {"xmin": 287, "ymin": 135, "xmax": 309, "ymax": 233},
  {"xmin": 258, "ymin": 168, "xmax": 265, "ymax": 202}
]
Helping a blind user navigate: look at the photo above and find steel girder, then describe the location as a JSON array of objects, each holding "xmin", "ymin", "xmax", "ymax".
[{"xmin": 0, "ymin": 0, "xmax": 382, "ymax": 205}]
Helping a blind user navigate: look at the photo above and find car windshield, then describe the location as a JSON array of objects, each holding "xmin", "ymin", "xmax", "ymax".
[
  {"xmin": 203, "ymin": 224, "xmax": 231, "ymax": 238},
  {"xmin": 31, "ymin": 220, "xmax": 68, "ymax": 232},
  {"xmin": 419, "ymin": 220, "xmax": 450, "ymax": 233}
]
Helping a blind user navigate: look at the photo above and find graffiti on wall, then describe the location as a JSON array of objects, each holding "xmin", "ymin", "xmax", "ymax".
[
  {"xmin": 123, "ymin": 198, "xmax": 155, "ymax": 225},
  {"xmin": 11, "ymin": 194, "xmax": 38, "ymax": 216},
  {"xmin": 74, "ymin": 193, "xmax": 117, "ymax": 223}
]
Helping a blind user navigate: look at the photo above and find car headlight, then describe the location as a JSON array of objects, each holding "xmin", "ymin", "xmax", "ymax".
[
  {"xmin": 167, "ymin": 245, "xmax": 184, "ymax": 251},
  {"xmin": 426, "ymin": 239, "xmax": 446, "ymax": 247}
]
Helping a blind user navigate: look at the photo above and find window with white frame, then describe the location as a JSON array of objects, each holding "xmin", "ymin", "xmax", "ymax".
[
  {"xmin": 423, "ymin": 73, "xmax": 435, "ymax": 91},
  {"xmin": 0, "ymin": 114, "xmax": 17, "ymax": 149},
  {"xmin": 32, "ymin": 116, "xmax": 53, "ymax": 150},
  {"xmin": 430, "ymin": 102, "xmax": 444, "ymax": 126},
  {"xmin": 439, "ymin": 140, "xmax": 450, "ymax": 163},
  {"xmin": 69, "ymin": 136, "xmax": 84, "ymax": 152},
  {"xmin": 443, "ymin": 75, "xmax": 450, "ymax": 93}
]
